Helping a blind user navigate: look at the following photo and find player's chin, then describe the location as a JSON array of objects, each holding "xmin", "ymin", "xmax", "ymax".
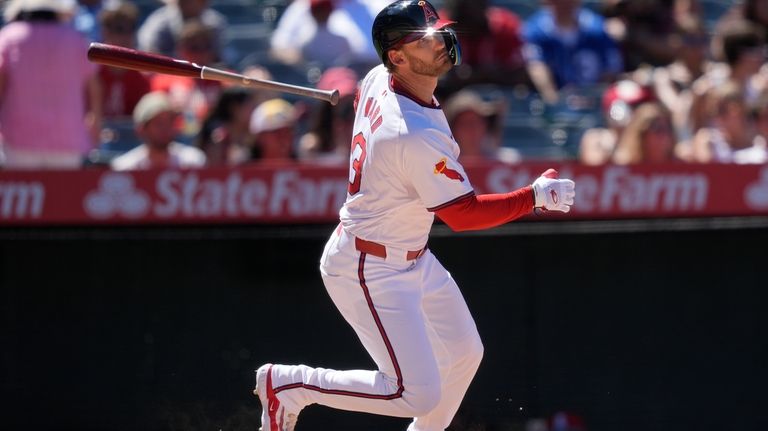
[{"xmin": 435, "ymin": 58, "xmax": 453, "ymax": 75}]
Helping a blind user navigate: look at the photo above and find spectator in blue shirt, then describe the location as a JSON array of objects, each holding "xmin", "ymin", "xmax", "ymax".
[{"xmin": 523, "ymin": 0, "xmax": 623, "ymax": 104}]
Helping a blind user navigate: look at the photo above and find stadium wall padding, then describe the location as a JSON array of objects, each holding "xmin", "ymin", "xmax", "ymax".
[{"xmin": 1, "ymin": 225, "xmax": 766, "ymax": 431}]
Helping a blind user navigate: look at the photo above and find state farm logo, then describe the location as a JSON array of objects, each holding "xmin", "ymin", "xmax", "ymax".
[
  {"xmin": 745, "ymin": 166, "xmax": 768, "ymax": 209},
  {"xmin": 84, "ymin": 173, "xmax": 150, "ymax": 218}
]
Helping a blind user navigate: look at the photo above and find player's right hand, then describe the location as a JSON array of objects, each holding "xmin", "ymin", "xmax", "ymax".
[{"xmin": 532, "ymin": 169, "xmax": 576, "ymax": 213}]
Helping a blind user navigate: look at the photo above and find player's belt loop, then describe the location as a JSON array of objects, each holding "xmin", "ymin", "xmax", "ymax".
[{"xmin": 354, "ymin": 237, "xmax": 426, "ymax": 261}]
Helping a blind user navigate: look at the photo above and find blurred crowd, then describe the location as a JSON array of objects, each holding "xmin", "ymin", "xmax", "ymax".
[{"xmin": 1, "ymin": 0, "xmax": 767, "ymax": 171}]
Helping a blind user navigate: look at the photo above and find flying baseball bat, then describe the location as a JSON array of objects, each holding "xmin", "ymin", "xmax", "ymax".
[{"xmin": 87, "ymin": 42, "xmax": 339, "ymax": 105}]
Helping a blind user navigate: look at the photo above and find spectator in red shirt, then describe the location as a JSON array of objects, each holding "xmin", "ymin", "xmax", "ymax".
[
  {"xmin": 438, "ymin": 0, "xmax": 528, "ymax": 94},
  {"xmin": 97, "ymin": 1, "xmax": 151, "ymax": 119}
]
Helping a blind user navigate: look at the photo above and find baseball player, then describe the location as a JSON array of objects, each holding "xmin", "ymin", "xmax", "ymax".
[{"xmin": 253, "ymin": 1, "xmax": 576, "ymax": 430}]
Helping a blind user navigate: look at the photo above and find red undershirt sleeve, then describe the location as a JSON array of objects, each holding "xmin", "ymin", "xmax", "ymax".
[{"xmin": 434, "ymin": 186, "xmax": 535, "ymax": 232}]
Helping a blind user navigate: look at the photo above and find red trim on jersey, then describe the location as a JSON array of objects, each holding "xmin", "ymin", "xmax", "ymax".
[
  {"xmin": 435, "ymin": 186, "xmax": 535, "ymax": 231},
  {"xmin": 273, "ymin": 253, "xmax": 404, "ymax": 401},
  {"xmin": 371, "ymin": 115, "xmax": 383, "ymax": 133},
  {"xmin": 357, "ymin": 252, "xmax": 404, "ymax": 399},
  {"xmin": 427, "ymin": 190, "xmax": 476, "ymax": 212},
  {"xmin": 389, "ymin": 76, "xmax": 440, "ymax": 109},
  {"xmin": 266, "ymin": 365, "xmax": 282, "ymax": 430}
]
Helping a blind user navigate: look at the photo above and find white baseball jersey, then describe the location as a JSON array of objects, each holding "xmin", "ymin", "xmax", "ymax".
[
  {"xmin": 340, "ymin": 64, "xmax": 474, "ymax": 251},
  {"xmin": 257, "ymin": 64, "xmax": 484, "ymax": 431}
]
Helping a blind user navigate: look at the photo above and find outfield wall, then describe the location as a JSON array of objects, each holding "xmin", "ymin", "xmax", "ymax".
[{"xmin": 1, "ymin": 223, "xmax": 766, "ymax": 431}]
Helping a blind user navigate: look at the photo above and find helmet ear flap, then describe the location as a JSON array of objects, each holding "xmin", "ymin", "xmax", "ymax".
[{"xmin": 443, "ymin": 27, "xmax": 462, "ymax": 65}]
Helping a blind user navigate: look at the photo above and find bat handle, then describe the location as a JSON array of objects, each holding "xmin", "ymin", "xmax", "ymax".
[{"xmin": 200, "ymin": 67, "xmax": 340, "ymax": 105}]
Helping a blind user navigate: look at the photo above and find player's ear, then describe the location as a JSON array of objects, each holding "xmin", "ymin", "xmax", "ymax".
[{"xmin": 388, "ymin": 50, "xmax": 405, "ymax": 66}]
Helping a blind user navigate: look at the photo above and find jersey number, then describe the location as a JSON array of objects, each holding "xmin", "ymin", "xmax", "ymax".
[{"xmin": 348, "ymin": 132, "xmax": 367, "ymax": 195}]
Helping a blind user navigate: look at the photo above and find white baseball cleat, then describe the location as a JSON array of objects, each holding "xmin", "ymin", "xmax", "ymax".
[{"xmin": 254, "ymin": 363, "xmax": 299, "ymax": 431}]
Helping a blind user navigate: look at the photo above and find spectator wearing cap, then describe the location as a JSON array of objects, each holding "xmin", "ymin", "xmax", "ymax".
[
  {"xmin": 111, "ymin": 91, "xmax": 206, "ymax": 170},
  {"xmin": 0, "ymin": 0, "xmax": 102, "ymax": 169},
  {"xmin": 579, "ymin": 79, "xmax": 656, "ymax": 165},
  {"xmin": 97, "ymin": 0, "xmax": 151, "ymax": 119},
  {"xmin": 298, "ymin": 67, "xmax": 358, "ymax": 164},
  {"xmin": 443, "ymin": 89, "xmax": 520, "ymax": 164},
  {"xmin": 249, "ymin": 98, "xmax": 298, "ymax": 163}
]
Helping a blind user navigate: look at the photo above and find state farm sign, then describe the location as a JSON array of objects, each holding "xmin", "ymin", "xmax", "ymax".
[
  {"xmin": 0, "ymin": 162, "xmax": 766, "ymax": 225},
  {"xmin": 0, "ymin": 180, "xmax": 44, "ymax": 219},
  {"xmin": 744, "ymin": 166, "xmax": 768, "ymax": 209},
  {"xmin": 584, "ymin": 167, "xmax": 707, "ymax": 213},
  {"xmin": 484, "ymin": 165, "xmax": 708, "ymax": 214},
  {"xmin": 83, "ymin": 169, "xmax": 348, "ymax": 221}
]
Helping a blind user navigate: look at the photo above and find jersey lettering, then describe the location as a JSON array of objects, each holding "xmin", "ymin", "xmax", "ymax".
[
  {"xmin": 364, "ymin": 97, "xmax": 384, "ymax": 134},
  {"xmin": 349, "ymin": 91, "xmax": 388, "ymax": 195},
  {"xmin": 371, "ymin": 116, "xmax": 383, "ymax": 133},
  {"xmin": 364, "ymin": 97, "xmax": 373, "ymax": 117},
  {"xmin": 348, "ymin": 132, "xmax": 367, "ymax": 195}
]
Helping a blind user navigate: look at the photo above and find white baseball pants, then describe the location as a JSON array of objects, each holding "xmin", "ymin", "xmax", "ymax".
[{"xmin": 265, "ymin": 226, "xmax": 484, "ymax": 431}]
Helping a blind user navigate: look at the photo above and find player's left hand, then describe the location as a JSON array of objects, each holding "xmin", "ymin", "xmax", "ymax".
[{"xmin": 532, "ymin": 169, "xmax": 575, "ymax": 213}]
